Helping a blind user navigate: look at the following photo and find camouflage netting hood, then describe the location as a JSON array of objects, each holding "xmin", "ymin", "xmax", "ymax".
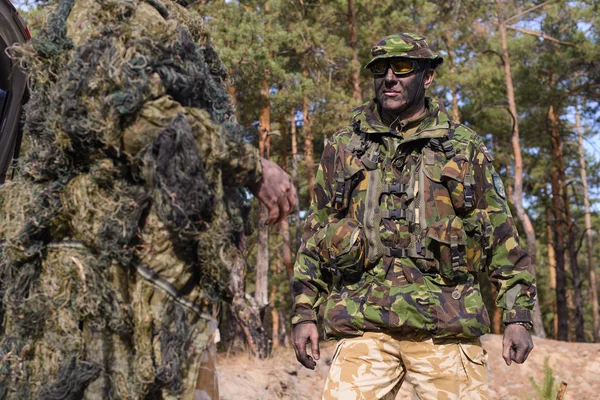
[{"xmin": 0, "ymin": 0, "xmax": 261, "ymax": 398}]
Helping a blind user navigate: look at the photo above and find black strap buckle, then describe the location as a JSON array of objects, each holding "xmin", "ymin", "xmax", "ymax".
[
  {"xmin": 442, "ymin": 140, "xmax": 455, "ymax": 158},
  {"xmin": 334, "ymin": 172, "xmax": 345, "ymax": 205},
  {"xmin": 386, "ymin": 247, "xmax": 408, "ymax": 258},
  {"xmin": 382, "ymin": 208, "xmax": 407, "ymax": 220}
]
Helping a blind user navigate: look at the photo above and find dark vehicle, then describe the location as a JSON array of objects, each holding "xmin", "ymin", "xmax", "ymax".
[{"xmin": 0, "ymin": 0, "xmax": 29, "ymax": 183}]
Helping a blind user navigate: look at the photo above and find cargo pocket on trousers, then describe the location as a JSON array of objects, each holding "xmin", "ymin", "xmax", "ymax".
[
  {"xmin": 328, "ymin": 338, "xmax": 347, "ymax": 367},
  {"xmin": 458, "ymin": 341, "xmax": 487, "ymax": 388}
]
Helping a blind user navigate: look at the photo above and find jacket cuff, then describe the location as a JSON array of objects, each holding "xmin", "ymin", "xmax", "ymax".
[
  {"xmin": 291, "ymin": 310, "xmax": 318, "ymax": 326},
  {"xmin": 502, "ymin": 308, "xmax": 533, "ymax": 325}
]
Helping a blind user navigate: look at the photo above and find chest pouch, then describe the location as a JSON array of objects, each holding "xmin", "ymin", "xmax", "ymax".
[
  {"xmin": 317, "ymin": 218, "xmax": 366, "ymax": 283},
  {"xmin": 425, "ymin": 215, "xmax": 469, "ymax": 282},
  {"xmin": 331, "ymin": 138, "xmax": 365, "ymax": 212}
]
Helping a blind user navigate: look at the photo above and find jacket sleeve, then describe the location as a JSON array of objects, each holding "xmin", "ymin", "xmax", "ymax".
[
  {"xmin": 471, "ymin": 140, "xmax": 537, "ymax": 326},
  {"xmin": 220, "ymin": 140, "xmax": 263, "ymax": 188},
  {"xmin": 291, "ymin": 134, "xmax": 343, "ymax": 325}
]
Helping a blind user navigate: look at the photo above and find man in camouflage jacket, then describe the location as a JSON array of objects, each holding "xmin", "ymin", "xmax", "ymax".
[{"xmin": 292, "ymin": 32, "xmax": 535, "ymax": 399}]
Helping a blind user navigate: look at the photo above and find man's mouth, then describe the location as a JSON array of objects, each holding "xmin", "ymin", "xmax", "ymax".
[{"xmin": 383, "ymin": 91, "xmax": 401, "ymax": 97}]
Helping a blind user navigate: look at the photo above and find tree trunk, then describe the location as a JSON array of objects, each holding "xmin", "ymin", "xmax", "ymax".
[
  {"xmin": 255, "ymin": 79, "xmax": 271, "ymax": 312},
  {"xmin": 576, "ymin": 107, "xmax": 600, "ymax": 342},
  {"xmin": 491, "ymin": 283, "xmax": 502, "ymax": 333},
  {"xmin": 497, "ymin": 9, "xmax": 546, "ymax": 338},
  {"xmin": 302, "ymin": 64, "xmax": 316, "ymax": 204},
  {"xmin": 279, "ymin": 113, "xmax": 294, "ymax": 289},
  {"xmin": 549, "ymin": 101, "xmax": 584, "ymax": 341},
  {"xmin": 347, "ymin": 0, "xmax": 361, "ymax": 103},
  {"xmin": 228, "ymin": 84, "xmax": 238, "ymax": 118},
  {"xmin": 290, "ymin": 109, "xmax": 301, "ymax": 251},
  {"xmin": 270, "ymin": 259, "xmax": 280, "ymax": 350},
  {"xmin": 548, "ymin": 104, "xmax": 569, "ymax": 341},
  {"xmin": 302, "ymin": 98, "xmax": 315, "ymax": 204},
  {"xmin": 546, "ymin": 206, "xmax": 558, "ymax": 338},
  {"xmin": 228, "ymin": 251, "xmax": 271, "ymax": 358}
]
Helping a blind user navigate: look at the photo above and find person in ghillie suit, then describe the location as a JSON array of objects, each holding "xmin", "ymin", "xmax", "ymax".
[
  {"xmin": 0, "ymin": 0, "xmax": 296, "ymax": 399},
  {"xmin": 292, "ymin": 32, "xmax": 535, "ymax": 399}
]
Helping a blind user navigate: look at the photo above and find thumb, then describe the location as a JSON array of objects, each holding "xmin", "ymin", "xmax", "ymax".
[
  {"xmin": 502, "ymin": 337, "xmax": 512, "ymax": 366},
  {"xmin": 311, "ymin": 330, "xmax": 320, "ymax": 361}
]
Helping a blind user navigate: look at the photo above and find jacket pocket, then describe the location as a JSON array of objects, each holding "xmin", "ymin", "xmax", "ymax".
[
  {"xmin": 330, "ymin": 149, "xmax": 365, "ymax": 212},
  {"xmin": 323, "ymin": 276, "xmax": 369, "ymax": 338},
  {"xmin": 462, "ymin": 210, "xmax": 492, "ymax": 272},
  {"xmin": 318, "ymin": 218, "xmax": 366, "ymax": 282},
  {"xmin": 426, "ymin": 215, "xmax": 468, "ymax": 281},
  {"xmin": 440, "ymin": 155, "xmax": 474, "ymax": 215}
]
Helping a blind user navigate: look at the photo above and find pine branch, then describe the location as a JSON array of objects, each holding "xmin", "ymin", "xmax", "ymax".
[
  {"xmin": 506, "ymin": 25, "xmax": 577, "ymax": 47},
  {"xmin": 505, "ymin": 1, "xmax": 550, "ymax": 24}
]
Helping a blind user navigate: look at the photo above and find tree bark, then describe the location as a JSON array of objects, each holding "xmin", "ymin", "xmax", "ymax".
[
  {"xmin": 302, "ymin": 72, "xmax": 316, "ymax": 207},
  {"xmin": 576, "ymin": 107, "xmax": 600, "ymax": 342},
  {"xmin": 347, "ymin": 0, "xmax": 361, "ymax": 103},
  {"xmin": 549, "ymin": 101, "xmax": 585, "ymax": 341},
  {"xmin": 270, "ymin": 259, "xmax": 280, "ymax": 350},
  {"xmin": 228, "ymin": 84, "xmax": 238, "ymax": 118},
  {"xmin": 279, "ymin": 113, "xmax": 294, "ymax": 289},
  {"xmin": 548, "ymin": 104, "xmax": 569, "ymax": 341},
  {"xmin": 546, "ymin": 206, "xmax": 558, "ymax": 338},
  {"xmin": 256, "ymin": 79, "xmax": 271, "ymax": 311},
  {"xmin": 290, "ymin": 109, "xmax": 301, "ymax": 251},
  {"xmin": 497, "ymin": 7, "xmax": 546, "ymax": 338}
]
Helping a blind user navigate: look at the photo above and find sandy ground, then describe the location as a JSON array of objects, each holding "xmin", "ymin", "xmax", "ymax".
[{"xmin": 217, "ymin": 334, "xmax": 600, "ymax": 400}]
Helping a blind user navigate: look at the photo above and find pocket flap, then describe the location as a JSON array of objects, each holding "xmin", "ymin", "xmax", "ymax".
[
  {"xmin": 325, "ymin": 218, "xmax": 363, "ymax": 257},
  {"xmin": 459, "ymin": 342, "xmax": 487, "ymax": 366},
  {"xmin": 441, "ymin": 155, "xmax": 468, "ymax": 182},
  {"xmin": 342, "ymin": 150, "xmax": 365, "ymax": 177},
  {"xmin": 427, "ymin": 216, "xmax": 466, "ymax": 245}
]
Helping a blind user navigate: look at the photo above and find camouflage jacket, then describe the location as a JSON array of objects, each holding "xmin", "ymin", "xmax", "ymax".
[{"xmin": 292, "ymin": 98, "xmax": 536, "ymax": 339}]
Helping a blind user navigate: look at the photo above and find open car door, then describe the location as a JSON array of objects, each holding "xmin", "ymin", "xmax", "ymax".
[{"xmin": 0, "ymin": 0, "xmax": 30, "ymax": 183}]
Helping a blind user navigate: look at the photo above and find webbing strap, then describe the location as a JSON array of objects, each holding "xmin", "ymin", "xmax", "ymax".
[
  {"xmin": 381, "ymin": 208, "xmax": 415, "ymax": 223},
  {"xmin": 345, "ymin": 130, "xmax": 365, "ymax": 154},
  {"xmin": 464, "ymin": 172, "xmax": 475, "ymax": 209},
  {"xmin": 481, "ymin": 223, "xmax": 493, "ymax": 265},
  {"xmin": 381, "ymin": 182, "xmax": 414, "ymax": 198},
  {"xmin": 441, "ymin": 140, "xmax": 455, "ymax": 158},
  {"xmin": 333, "ymin": 171, "xmax": 345, "ymax": 206},
  {"xmin": 363, "ymin": 168, "xmax": 385, "ymax": 264},
  {"xmin": 384, "ymin": 244, "xmax": 432, "ymax": 259},
  {"xmin": 361, "ymin": 140, "xmax": 380, "ymax": 171},
  {"xmin": 450, "ymin": 234, "xmax": 463, "ymax": 268}
]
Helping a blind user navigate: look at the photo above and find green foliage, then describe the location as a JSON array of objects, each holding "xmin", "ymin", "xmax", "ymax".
[{"xmin": 528, "ymin": 357, "xmax": 562, "ymax": 400}]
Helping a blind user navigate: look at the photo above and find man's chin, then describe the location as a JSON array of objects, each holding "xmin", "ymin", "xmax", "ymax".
[{"xmin": 380, "ymin": 101, "xmax": 408, "ymax": 116}]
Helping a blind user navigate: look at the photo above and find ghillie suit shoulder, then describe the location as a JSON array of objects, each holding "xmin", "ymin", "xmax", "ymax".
[{"xmin": 0, "ymin": 0, "xmax": 261, "ymax": 398}]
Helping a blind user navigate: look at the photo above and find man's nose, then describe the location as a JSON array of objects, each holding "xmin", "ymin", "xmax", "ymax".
[{"xmin": 384, "ymin": 67, "xmax": 397, "ymax": 83}]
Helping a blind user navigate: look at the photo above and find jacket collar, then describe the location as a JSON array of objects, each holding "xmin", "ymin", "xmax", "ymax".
[{"xmin": 351, "ymin": 97, "xmax": 451, "ymax": 142}]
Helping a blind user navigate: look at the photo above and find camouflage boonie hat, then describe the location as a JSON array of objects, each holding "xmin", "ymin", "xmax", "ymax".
[{"xmin": 365, "ymin": 32, "xmax": 443, "ymax": 70}]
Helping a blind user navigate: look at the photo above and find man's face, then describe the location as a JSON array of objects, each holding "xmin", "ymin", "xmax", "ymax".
[{"xmin": 373, "ymin": 59, "xmax": 434, "ymax": 119}]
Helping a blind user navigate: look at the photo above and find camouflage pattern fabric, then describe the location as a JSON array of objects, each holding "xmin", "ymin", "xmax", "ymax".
[
  {"xmin": 323, "ymin": 331, "xmax": 488, "ymax": 400},
  {"xmin": 365, "ymin": 32, "xmax": 443, "ymax": 70},
  {"xmin": 0, "ymin": 0, "xmax": 260, "ymax": 398},
  {"xmin": 292, "ymin": 97, "xmax": 536, "ymax": 340}
]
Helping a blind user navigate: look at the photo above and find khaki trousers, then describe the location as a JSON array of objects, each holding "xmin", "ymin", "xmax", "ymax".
[{"xmin": 322, "ymin": 332, "xmax": 488, "ymax": 400}]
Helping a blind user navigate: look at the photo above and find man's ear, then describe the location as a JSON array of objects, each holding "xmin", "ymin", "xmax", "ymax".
[{"xmin": 423, "ymin": 69, "xmax": 435, "ymax": 89}]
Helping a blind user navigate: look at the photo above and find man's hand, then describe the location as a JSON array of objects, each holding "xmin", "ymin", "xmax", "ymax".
[
  {"xmin": 502, "ymin": 323, "xmax": 534, "ymax": 366},
  {"xmin": 293, "ymin": 322, "xmax": 320, "ymax": 370},
  {"xmin": 248, "ymin": 158, "xmax": 297, "ymax": 225}
]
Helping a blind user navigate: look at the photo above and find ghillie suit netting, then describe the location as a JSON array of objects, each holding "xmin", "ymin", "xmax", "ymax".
[{"xmin": 0, "ymin": 0, "xmax": 263, "ymax": 398}]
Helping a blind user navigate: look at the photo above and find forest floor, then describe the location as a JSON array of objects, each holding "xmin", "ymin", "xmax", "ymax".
[{"xmin": 217, "ymin": 333, "xmax": 600, "ymax": 400}]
